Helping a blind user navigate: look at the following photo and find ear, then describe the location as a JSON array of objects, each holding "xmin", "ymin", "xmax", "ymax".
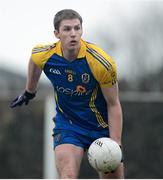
[{"xmin": 54, "ymin": 30, "xmax": 60, "ymax": 39}]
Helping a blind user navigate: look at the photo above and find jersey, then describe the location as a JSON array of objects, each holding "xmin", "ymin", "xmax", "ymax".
[{"xmin": 31, "ymin": 39, "xmax": 117, "ymax": 134}]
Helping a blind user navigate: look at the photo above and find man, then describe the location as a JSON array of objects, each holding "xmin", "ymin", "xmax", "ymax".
[{"xmin": 10, "ymin": 9, "xmax": 124, "ymax": 179}]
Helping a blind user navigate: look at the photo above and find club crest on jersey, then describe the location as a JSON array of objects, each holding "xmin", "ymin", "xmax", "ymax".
[{"xmin": 81, "ymin": 73, "xmax": 90, "ymax": 84}]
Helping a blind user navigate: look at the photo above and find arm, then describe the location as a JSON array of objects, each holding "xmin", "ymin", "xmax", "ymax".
[
  {"xmin": 101, "ymin": 82, "xmax": 123, "ymax": 145},
  {"xmin": 10, "ymin": 57, "xmax": 42, "ymax": 108},
  {"xmin": 25, "ymin": 57, "xmax": 42, "ymax": 93},
  {"xmin": 101, "ymin": 83, "xmax": 124, "ymax": 178}
]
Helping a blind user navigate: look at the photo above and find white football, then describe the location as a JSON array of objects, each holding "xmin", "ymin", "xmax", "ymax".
[{"xmin": 87, "ymin": 137, "xmax": 122, "ymax": 173}]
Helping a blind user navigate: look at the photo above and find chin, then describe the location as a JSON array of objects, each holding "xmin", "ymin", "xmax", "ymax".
[{"xmin": 68, "ymin": 46, "xmax": 78, "ymax": 51}]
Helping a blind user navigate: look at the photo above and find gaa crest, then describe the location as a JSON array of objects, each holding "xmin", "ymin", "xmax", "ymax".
[{"xmin": 81, "ymin": 73, "xmax": 90, "ymax": 84}]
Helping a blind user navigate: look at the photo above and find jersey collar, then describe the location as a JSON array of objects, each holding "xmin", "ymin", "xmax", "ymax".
[{"xmin": 55, "ymin": 39, "xmax": 86, "ymax": 59}]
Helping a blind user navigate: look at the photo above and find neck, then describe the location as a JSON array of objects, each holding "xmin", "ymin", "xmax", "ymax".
[{"xmin": 62, "ymin": 47, "xmax": 80, "ymax": 61}]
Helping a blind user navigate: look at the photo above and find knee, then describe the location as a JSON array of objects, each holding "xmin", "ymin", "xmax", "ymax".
[
  {"xmin": 55, "ymin": 156, "xmax": 78, "ymax": 178},
  {"xmin": 59, "ymin": 166, "xmax": 78, "ymax": 179}
]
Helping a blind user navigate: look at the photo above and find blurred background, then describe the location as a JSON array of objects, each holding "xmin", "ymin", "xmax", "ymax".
[{"xmin": 0, "ymin": 0, "xmax": 163, "ymax": 178}]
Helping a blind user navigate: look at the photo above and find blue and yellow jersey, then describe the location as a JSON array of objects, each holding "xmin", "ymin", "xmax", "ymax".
[{"xmin": 31, "ymin": 39, "xmax": 117, "ymax": 133}]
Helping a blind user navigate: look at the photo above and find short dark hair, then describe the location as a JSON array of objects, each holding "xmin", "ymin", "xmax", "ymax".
[{"xmin": 53, "ymin": 9, "xmax": 83, "ymax": 31}]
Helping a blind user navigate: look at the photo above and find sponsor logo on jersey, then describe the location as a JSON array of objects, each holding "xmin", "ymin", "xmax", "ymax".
[
  {"xmin": 56, "ymin": 85, "xmax": 92, "ymax": 96},
  {"xmin": 49, "ymin": 68, "xmax": 61, "ymax": 75},
  {"xmin": 76, "ymin": 85, "xmax": 86, "ymax": 93},
  {"xmin": 81, "ymin": 73, "xmax": 90, "ymax": 84}
]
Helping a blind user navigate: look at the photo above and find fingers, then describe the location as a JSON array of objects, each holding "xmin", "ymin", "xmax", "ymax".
[
  {"xmin": 10, "ymin": 97, "xmax": 19, "ymax": 108},
  {"xmin": 104, "ymin": 170, "xmax": 115, "ymax": 174},
  {"xmin": 10, "ymin": 95, "xmax": 26, "ymax": 108}
]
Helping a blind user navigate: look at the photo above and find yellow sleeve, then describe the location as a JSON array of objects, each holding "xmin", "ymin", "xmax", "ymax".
[
  {"xmin": 86, "ymin": 43, "xmax": 117, "ymax": 88},
  {"xmin": 100, "ymin": 60, "xmax": 117, "ymax": 88},
  {"xmin": 31, "ymin": 43, "xmax": 56, "ymax": 69}
]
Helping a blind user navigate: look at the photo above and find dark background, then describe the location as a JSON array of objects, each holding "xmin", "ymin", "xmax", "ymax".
[{"xmin": 0, "ymin": 96, "xmax": 163, "ymax": 178}]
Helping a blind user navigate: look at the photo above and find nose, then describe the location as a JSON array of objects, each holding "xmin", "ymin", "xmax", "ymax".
[{"xmin": 70, "ymin": 28, "xmax": 76, "ymax": 37}]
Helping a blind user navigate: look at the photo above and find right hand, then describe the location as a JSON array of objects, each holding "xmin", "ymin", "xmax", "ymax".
[{"xmin": 10, "ymin": 90, "xmax": 36, "ymax": 108}]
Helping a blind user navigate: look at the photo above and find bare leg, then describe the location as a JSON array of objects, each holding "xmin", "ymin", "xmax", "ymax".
[{"xmin": 54, "ymin": 144, "xmax": 84, "ymax": 179}]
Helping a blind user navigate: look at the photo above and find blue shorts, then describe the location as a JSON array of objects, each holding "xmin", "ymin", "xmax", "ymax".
[{"xmin": 52, "ymin": 128, "xmax": 109, "ymax": 150}]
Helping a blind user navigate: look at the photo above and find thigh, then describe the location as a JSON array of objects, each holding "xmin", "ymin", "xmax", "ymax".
[{"xmin": 54, "ymin": 144, "xmax": 84, "ymax": 179}]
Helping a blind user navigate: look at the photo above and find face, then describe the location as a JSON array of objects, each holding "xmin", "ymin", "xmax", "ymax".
[{"xmin": 54, "ymin": 18, "xmax": 83, "ymax": 51}]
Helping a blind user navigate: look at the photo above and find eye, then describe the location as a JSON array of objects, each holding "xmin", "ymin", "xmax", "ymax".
[
  {"xmin": 74, "ymin": 26, "xmax": 81, "ymax": 31},
  {"xmin": 63, "ymin": 26, "xmax": 71, "ymax": 31}
]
